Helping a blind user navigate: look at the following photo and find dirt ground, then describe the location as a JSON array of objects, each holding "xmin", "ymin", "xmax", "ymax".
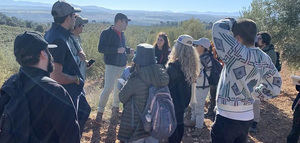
[{"xmin": 81, "ymin": 63, "xmax": 300, "ymax": 143}]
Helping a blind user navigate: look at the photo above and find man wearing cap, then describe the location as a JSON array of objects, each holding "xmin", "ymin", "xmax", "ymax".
[
  {"xmin": 44, "ymin": 0, "xmax": 91, "ymax": 134},
  {"xmin": 71, "ymin": 15, "xmax": 89, "ymax": 80},
  {"xmin": 96, "ymin": 13, "xmax": 132, "ymax": 124},
  {"xmin": 0, "ymin": 31, "xmax": 80, "ymax": 142}
]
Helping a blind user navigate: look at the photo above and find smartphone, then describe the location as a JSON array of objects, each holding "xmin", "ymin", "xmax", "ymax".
[{"xmin": 87, "ymin": 59, "xmax": 95, "ymax": 67}]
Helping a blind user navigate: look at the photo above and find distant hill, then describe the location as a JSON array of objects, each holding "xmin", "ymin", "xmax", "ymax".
[{"xmin": 0, "ymin": 0, "xmax": 238, "ymax": 25}]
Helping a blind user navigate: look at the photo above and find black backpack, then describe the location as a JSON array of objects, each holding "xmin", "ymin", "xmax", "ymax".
[
  {"xmin": 0, "ymin": 74, "xmax": 43, "ymax": 143},
  {"xmin": 202, "ymin": 53, "xmax": 222, "ymax": 86},
  {"xmin": 275, "ymin": 51, "xmax": 282, "ymax": 72}
]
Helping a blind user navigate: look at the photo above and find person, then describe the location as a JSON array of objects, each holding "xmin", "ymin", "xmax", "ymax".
[
  {"xmin": 287, "ymin": 84, "xmax": 300, "ymax": 143},
  {"xmin": 153, "ymin": 32, "xmax": 171, "ymax": 67},
  {"xmin": 0, "ymin": 31, "xmax": 80, "ymax": 143},
  {"xmin": 96, "ymin": 13, "xmax": 133, "ymax": 124},
  {"xmin": 118, "ymin": 43, "xmax": 169, "ymax": 143},
  {"xmin": 167, "ymin": 35, "xmax": 200, "ymax": 143},
  {"xmin": 250, "ymin": 31, "xmax": 279, "ymax": 132},
  {"xmin": 256, "ymin": 32, "xmax": 277, "ymax": 66},
  {"xmin": 211, "ymin": 18, "xmax": 282, "ymax": 143},
  {"xmin": 71, "ymin": 15, "xmax": 90, "ymax": 80},
  {"xmin": 44, "ymin": 0, "xmax": 91, "ymax": 134},
  {"xmin": 189, "ymin": 38, "xmax": 213, "ymax": 129}
]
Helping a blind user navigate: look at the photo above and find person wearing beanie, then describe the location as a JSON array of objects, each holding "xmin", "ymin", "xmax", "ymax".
[
  {"xmin": 44, "ymin": 0, "xmax": 91, "ymax": 135},
  {"xmin": 0, "ymin": 31, "xmax": 80, "ymax": 142},
  {"xmin": 167, "ymin": 35, "xmax": 200, "ymax": 143},
  {"xmin": 118, "ymin": 43, "xmax": 169, "ymax": 143}
]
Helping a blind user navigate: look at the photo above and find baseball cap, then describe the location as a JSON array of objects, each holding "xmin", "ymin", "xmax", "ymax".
[
  {"xmin": 114, "ymin": 13, "xmax": 131, "ymax": 22},
  {"xmin": 75, "ymin": 15, "xmax": 88, "ymax": 27},
  {"xmin": 51, "ymin": 0, "xmax": 81, "ymax": 18},
  {"xmin": 193, "ymin": 38, "xmax": 211, "ymax": 49},
  {"xmin": 175, "ymin": 34, "xmax": 194, "ymax": 47},
  {"xmin": 14, "ymin": 31, "xmax": 57, "ymax": 60}
]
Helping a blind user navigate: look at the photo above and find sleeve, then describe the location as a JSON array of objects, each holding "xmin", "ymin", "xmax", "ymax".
[
  {"xmin": 98, "ymin": 30, "xmax": 118, "ymax": 54},
  {"xmin": 253, "ymin": 60, "xmax": 282, "ymax": 100},
  {"xmin": 46, "ymin": 86, "xmax": 81, "ymax": 143},
  {"xmin": 119, "ymin": 77, "xmax": 136, "ymax": 104},
  {"xmin": 212, "ymin": 18, "xmax": 241, "ymax": 63},
  {"xmin": 184, "ymin": 83, "xmax": 193, "ymax": 108},
  {"xmin": 269, "ymin": 50, "xmax": 278, "ymax": 66},
  {"xmin": 49, "ymin": 39, "xmax": 67, "ymax": 65}
]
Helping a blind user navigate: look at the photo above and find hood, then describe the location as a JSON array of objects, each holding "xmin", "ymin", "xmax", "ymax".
[
  {"xmin": 137, "ymin": 64, "xmax": 169, "ymax": 87},
  {"xmin": 262, "ymin": 44, "xmax": 275, "ymax": 52}
]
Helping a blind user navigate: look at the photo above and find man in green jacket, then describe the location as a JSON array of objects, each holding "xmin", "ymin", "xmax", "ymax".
[
  {"xmin": 256, "ymin": 32, "xmax": 277, "ymax": 64},
  {"xmin": 250, "ymin": 31, "xmax": 278, "ymax": 133}
]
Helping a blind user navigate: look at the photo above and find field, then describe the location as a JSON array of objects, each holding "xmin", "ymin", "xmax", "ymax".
[{"xmin": 0, "ymin": 22, "xmax": 299, "ymax": 143}]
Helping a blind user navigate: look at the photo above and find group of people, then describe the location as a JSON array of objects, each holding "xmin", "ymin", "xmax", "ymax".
[{"xmin": 1, "ymin": 0, "xmax": 299, "ymax": 143}]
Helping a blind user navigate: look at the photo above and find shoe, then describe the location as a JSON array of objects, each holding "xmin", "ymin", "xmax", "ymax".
[{"xmin": 95, "ymin": 112, "xmax": 103, "ymax": 125}]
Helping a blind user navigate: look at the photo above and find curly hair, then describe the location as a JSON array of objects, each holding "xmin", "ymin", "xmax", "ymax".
[{"xmin": 167, "ymin": 42, "xmax": 200, "ymax": 84}]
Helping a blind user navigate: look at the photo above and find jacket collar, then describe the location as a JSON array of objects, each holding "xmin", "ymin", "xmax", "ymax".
[
  {"xmin": 20, "ymin": 66, "xmax": 50, "ymax": 78},
  {"xmin": 51, "ymin": 22, "xmax": 71, "ymax": 38}
]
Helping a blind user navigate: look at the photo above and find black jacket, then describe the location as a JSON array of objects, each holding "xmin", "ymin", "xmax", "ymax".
[
  {"xmin": 0, "ymin": 67, "xmax": 80, "ymax": 143},
  {"xmin": 167, "ymin": 61, "xmax": 191, "ymax": 124},
  {"xmin": 44, "ymin": 23, "xmax": 84, "ymax": 98},
  {"xmin": 98, "ymin": 26, "xmax": 129, "ymax": 67},
  {"xmin": 155, "ymin": 47, "xmax": 170, "ymax": 67}
]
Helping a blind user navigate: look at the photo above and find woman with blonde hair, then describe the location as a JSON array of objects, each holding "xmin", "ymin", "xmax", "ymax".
[{"xmin": 167, "ymin": 34, "xmax": 200, "ymax": 143}]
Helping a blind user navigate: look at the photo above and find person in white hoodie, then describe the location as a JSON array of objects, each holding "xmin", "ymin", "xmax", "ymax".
[{"xmin": 211, "ymin": 18, "xmax": 282, "ymax": 143}]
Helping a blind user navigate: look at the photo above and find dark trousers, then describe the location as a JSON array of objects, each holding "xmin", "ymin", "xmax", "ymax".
[
  {"xmin": 78, "ymin": 95, "xmax": 91, "ymax": 134},
  {"xmin": 168, "ymin": 123, "xmax": 184, "ymax": 143},
  {"xmin": 211, "ymin": 115, "xmax": 252, "ymax": 143},
  {"xmin": 68, "ymin": 89, "xmax": 91, "ymax": 134},
  {"xmin": 287, "ymin": 107, "xmax": 300, "ymax": 143},
  {"xmin": 208, "ymin": 85, "xmax": 217, "ymax": 112}
]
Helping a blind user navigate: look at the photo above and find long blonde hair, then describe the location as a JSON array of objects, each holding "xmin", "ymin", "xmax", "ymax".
[{"xmin": 167, "ymin": 42, "xmax": 200, "ymax": 85}]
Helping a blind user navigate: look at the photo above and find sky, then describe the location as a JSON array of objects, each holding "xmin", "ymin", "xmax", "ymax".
[{"xmin": 16, "ymin": 0, "xmax": 253, "ymax": 13}]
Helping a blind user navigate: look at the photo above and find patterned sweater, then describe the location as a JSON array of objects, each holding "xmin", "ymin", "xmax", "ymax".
[{"xmin": 212, "ymin": 19, "xmax": 282, "ymax": 118}]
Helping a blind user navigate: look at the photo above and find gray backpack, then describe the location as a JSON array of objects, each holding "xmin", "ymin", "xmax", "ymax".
[{"xmin": 134, "ymin": 86, "xmax": 177, "ymax": 140}]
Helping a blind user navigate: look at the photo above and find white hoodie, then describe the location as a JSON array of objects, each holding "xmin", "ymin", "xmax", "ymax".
[{"xmin": 212, "ymin": 19, "xmax": 282, "ymax": 121}]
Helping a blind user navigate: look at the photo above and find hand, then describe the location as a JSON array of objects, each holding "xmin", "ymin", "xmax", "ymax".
[
  {"xmin": 78, "ymin": 51, "xmax": 86, "ymax": 61},
  {"xmin": 118, "ymin": 47, "xmax": 126, "ymax": 54}
]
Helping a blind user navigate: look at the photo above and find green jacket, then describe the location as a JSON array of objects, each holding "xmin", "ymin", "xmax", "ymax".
[
  {"xmin": 262, "ymin": 44, "xmax": 277, "ymax": 65},
  {"xmin": 118, "ymin": 64, "xmax": 169, "ymax": 142}
]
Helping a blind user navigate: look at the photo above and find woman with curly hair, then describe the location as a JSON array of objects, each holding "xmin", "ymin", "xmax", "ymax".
[
  {"xmin": 167, "ymin": 34, "xmax": 200, "ymax": 143},
  {"xmin": 153, "ymin": 32, "xmax": 171, "ymax": 67}
]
